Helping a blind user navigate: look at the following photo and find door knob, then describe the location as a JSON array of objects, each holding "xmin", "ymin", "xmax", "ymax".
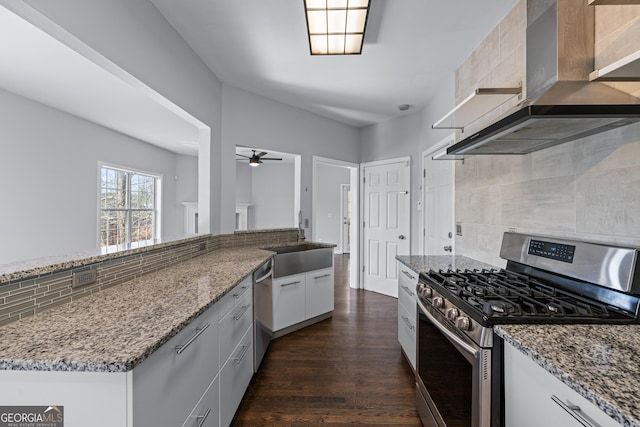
[
  {"xmin": 443, "ymin": 245, "xmax": 452, "ymax": 252},
  {"xmin": 399, "ymin": 235, "xmax": 406, "ymax": 240}
]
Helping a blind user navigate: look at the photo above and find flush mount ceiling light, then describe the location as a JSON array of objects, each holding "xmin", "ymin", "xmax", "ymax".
[{"xmin": 304, "ymin": 0, "xmax": 370, "ymax": 55}]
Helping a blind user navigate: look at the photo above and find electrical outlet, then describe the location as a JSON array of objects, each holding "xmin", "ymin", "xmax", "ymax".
[{"xmin": 72, "ymin": 270, "xmax": 97, "ymax": 288}]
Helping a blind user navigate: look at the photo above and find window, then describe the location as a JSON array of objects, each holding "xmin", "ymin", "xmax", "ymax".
[{"xmin": 100, "ymin": 165, "xmax": 159, "ymax": 250}]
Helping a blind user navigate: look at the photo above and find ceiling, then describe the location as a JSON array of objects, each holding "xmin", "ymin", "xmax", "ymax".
[
  {"xmin": 0, "ymin": 1, "xmax": 519, "ymax": 158},
  {"xmin": 150, "ymin": 0, "xmax": 520, "ymax": 127}
]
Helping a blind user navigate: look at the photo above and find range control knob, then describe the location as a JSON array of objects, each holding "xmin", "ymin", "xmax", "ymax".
[
  {"xmin": 446, "ymin": 308, "xmax": 459, "ymax": 320},
  {"xmin": 456, "ymin": 316, "xmax": 471, "ymax": 331},
  {"xmin": 432, "ymin": 297, "xmax": 444, "ymax": 309},
  {"xmin": 420, "ymin": 285, "xmax": 433, "ymax": 299}
]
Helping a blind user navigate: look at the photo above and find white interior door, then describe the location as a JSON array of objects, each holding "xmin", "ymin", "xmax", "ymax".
[
  {"xmin": 423, "ymin": 141, "xmax": 455, "ymax": 255},
  {"xmin": 362, "ymin": 158, "xmax": 410, "ymax": 297}
]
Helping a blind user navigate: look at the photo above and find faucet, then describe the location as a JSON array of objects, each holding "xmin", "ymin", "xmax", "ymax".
[{"xmin": 298, "ymin": 210, "xmax": 306, "ymax": 242}]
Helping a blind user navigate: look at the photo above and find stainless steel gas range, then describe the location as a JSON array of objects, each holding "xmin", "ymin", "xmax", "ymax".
[{"xmin": 415, "ymin": 232, "xmax": 640, "ymax": 427}]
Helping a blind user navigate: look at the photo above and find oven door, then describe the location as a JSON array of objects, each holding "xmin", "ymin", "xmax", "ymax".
[{"xmin": 416, "ymin": 299, "xmax": 492, "ymax": 427}]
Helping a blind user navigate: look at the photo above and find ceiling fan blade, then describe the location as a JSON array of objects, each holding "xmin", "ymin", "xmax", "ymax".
[
  {"xmin": 236, "ymin": 154, "xmax": 251, "ymax": 159},
  {"xmin": 256, "ymin": 151, "xmax": 268, "ymax": 158},
  {"xmin": 261, "ymin": 157, "xmax": 283, "ymax": 161}
]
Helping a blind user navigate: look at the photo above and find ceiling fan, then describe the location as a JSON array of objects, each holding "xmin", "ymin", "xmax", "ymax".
[{"xmin": 236, "ymin": 150, "xmax": 283, "ymax": 167}]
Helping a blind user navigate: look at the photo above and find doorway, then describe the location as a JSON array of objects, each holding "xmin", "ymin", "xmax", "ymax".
[
  {"xmin": 340, "ymin": 184, "xmax": 351, "ymax": 254},
  {"xmin": 312, "ymin": 156, "xmax": 359, "ymax": 289}
]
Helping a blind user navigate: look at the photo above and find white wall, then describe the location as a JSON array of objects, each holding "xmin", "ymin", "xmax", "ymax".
[
  {"xmin": 23, "ymin": 0, "xmax": 224, "ymax": 233},
  {"xmin": 0, "ymin": 88, "xmax": 191, "ymax": 264},
  {"xmin": 315, "ymin": 164, "xmax": 350, "ymax": 247},
  {"xmin": 235, "ymin": 162, "xmax": 253, "ymax": 205},
  {"xmin": 222, "ymin": 85, "xmax": 360, "ymax": 237},
  {"xmin": 250, "ymin": 162, "xmax": 295, "ymax": 230}
]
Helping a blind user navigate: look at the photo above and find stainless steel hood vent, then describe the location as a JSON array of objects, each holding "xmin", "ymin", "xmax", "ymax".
[{"xmin": 447, "ymin": 0, "xmax": 640, "ymax": 156}]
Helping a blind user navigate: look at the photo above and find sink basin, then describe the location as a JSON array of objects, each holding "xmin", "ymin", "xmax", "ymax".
[
  {"xmin": 268, "ymin": 243, "xmax": 330, "ymax": 254},
  {"xmin": 267, "ymin": 243, "xmax": 334, "ymax": 278}
]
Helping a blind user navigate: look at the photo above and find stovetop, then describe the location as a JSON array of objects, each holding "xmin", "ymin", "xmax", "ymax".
[{"xmin": 418, "ymin": 268, "xmax": 638, "ymax": 327}]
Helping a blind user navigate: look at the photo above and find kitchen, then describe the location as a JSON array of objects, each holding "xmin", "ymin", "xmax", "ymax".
[{"xmin": 1, "ymin": 0, "xmax": 640, "ymax": 426}]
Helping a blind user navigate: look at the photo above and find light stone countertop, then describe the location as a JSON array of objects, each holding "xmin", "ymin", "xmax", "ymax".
[
  {"xmin": 0, "ymin": 246, "xmax": 274, "ymax": 372},
  {"xmin": 396, "ymin": 254, "xmax": 498, "ymax": 273},
  {"xmin": 496, "ymin": 324, "xmax": 640, "ymax": 427}
]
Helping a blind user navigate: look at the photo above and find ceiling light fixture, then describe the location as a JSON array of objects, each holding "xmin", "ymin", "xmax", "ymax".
[{"xmin": 304, "ymin": 0, "xmax": 370, "ymax": 55}]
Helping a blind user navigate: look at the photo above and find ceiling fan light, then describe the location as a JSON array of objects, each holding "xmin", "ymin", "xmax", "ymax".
[
  {"xmin": 249, "ymin": 158, "xmax": 260, "ymax": 167},
  {"xmin": 304, "ymin": 0, "xmax": 369, "ymax": 56}
]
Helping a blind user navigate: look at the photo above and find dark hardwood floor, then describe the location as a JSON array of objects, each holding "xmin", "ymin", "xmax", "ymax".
[{"xmin": 232, "ymin": 254, "xmax": 422, "ymax": 426}]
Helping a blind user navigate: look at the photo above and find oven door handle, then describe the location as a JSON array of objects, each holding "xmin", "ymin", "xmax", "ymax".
[{"xmin": 420, "ymin": 303, "xmax": 479, "ymax": 359}]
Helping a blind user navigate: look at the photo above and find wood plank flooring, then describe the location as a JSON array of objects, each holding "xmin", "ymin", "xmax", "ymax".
[{"xmin": 232, "ymin": 255, "xmax": 422, "ymax": 426}]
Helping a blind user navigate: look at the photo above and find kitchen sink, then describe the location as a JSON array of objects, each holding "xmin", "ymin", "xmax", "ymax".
[{"xmin": 267, "ymin": 243, "xmax": 333, "ymax": 278}]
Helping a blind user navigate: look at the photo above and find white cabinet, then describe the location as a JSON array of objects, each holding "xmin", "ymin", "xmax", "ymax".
[
  {"xmin": 305, "ymin": 268, "xmax": 334, "ymax": 319},
  {"xmin": 504, "ymin": 342, "xmax": 621, "ymax": 427},
  {"xmin": 182, "ymin": 376, "xmax": 220, "ymax": 427},
  {"xmin": 273, "ymin": 273, "xmax": 306, "ymax": 331},
  {"xmin": 218, "ymin": 277, "xmax": 254, "ymax": 427},
  {"xmin": 272, "ymin": 267, "xmax": 334, "ymax": 333},
  {"xmin": 132, "ymin": 303, "xmax": 219, "ymax": 427},
  {"xmin": 397, "ymin": 263, "xmax": 417, "ymax": 370}
]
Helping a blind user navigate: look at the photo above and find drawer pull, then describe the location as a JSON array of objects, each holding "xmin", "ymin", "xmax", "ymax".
[
  {"xmin": 196, "ymin": 408, "xmax": 211, "ymax": 427},
  {"xmin": 402, "ymin": 270, "xmax": 416, "ymax": 281},
  {"xmin": 314, "ymin": 273, "xmax": 331, "ymax": 280},
  {"xmin": 551, "ymin": 395, "xmax": 601, "ymax": 427},
  {"xmin": 401, "ymin": 315, "xmax": 415, "ymax": 331},
  {"xmin": 233, "ymin": 343, "xmax": 250, "ymax": 365},
  {"xmin": 233, "ymin": 304, "xmax": 251, "ymax": 321},
  {"xmin": 175, "ymin": 323, "xmax": 211, "ymax": 355},
  {"xmin": 281, "ymin": 281, "xmax": 301, "ymax": 287},
  {"xmin": 233, "ymin": 285, "xmax": 250, "ymax": 299},
  {"xmin": 401, "ymin": 285, "xmax": 414, "ymax": 296}
]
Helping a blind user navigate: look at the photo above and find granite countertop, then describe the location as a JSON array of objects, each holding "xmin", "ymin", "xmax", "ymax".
[
  {"xmin": 0, "ymin": 246, "xmax": 274, "ymax": 373},
  {"xmin": 396, "ymin": 254, "xmax": 498, "ymax": 273},
  {"xmin": 496, "ymin": 324, "xmax": 640, "ymax": 427}
]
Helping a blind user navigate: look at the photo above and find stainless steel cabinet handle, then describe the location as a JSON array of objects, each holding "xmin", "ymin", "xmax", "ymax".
[
  {"xmin": 255, "ymin": 269, "xmax": 273, "ymax": 284},
  {"xmin": 281, "ymin": 281, "xmax": 301, "ymax": 287},
  {"xmin": 402, "ymin": 270, "xmax": 416, "ymax": 280},
  {"xmin": 233, "ymin": 304, "xmax": 251, "ymax": 321},
  {"xmin": 314, "ymin": 274, "xmax": 331, "ymax": 280},
  {"xmin": 401, "ymin": 285, "xmax": 414, "ymax": 296},
  {"xmin": 196, "ymin": 408, "xmax": 212, "ymax": 427},
  {"xmin": 175, "ymin": 323, "xmax": 211, "ymax": 355},
  {"xmin": 233, "ymin": 343, "xmax": 250, "ymax": 365},
  {"xmin": 551, "ymin": 396, "xmax": 601, "ymax": 427},
  {"xmin": 401, "ymin": 315, "xmax": 415, "ymax": 331}
]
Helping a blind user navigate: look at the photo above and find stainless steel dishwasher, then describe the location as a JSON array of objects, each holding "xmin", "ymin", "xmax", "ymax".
[{"xmin": 253, "ymin": 258, "xmax": 273, "ymax": 372}]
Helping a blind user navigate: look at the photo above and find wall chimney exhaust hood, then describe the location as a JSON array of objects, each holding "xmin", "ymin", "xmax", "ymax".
[{"xmin": 445, "ymin": 0, "xmax": 640, "ymax": 156}]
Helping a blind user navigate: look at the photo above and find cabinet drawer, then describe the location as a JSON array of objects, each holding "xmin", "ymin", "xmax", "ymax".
[
  {"xmin": 305, "ymin": 267, "xmax": 334, "ymax": 319},
  {"xmin": 272, "ymin": 273, "xmax": 306, "ymax": 332},
  {"xmin": 181, "ymin": 375, "xmax": 220, "ymax": 427},
  {"xmin": 398, "ymin": 301, "xmax": 416, "ymax": 370},
  {"xmin": 219, "ymin": 289, "xmax": 253, "ymax": 364},
  {"xmin": 133, "ymin": 305, "xmax": 219, "ymax": 427},
  {"xmin": 398, "ymin": 279, "xmax": 416, "ymax": 318},
  {"xmin": 220, "ymin": 326, "xmax": 254, "ymax": 427},
  {"xmin": 218, "ymin": 276, "xmax": 251, "ymax": 320}
]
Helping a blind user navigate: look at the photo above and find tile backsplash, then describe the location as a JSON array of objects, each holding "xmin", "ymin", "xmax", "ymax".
[
  {"xmin": 455, "ymin": 121, "xmax": 640, "ymax": 267},
  {"xmin": 0, "ymin": 229, "xmax": 298, "ymax": 326}
]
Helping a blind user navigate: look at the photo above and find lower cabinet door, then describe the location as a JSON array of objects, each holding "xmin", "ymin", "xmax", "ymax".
[
  {"xmin": 220, "ymin": 326, "xmax": 254, "ymax": 427},
  {"xmin": 305, "ymin": 268, "xmax": 334, "ymax": 319},
  {"xmin": 272, "ymin": 274, "xmax": 306, "ymax": 331},
  {"xmin": 397, "ymin": 301, "xmax": 416, "ymax": 370},
  {"xmin": 182, "ymin": 375, "xmax": 220, "ymax": 427}
]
